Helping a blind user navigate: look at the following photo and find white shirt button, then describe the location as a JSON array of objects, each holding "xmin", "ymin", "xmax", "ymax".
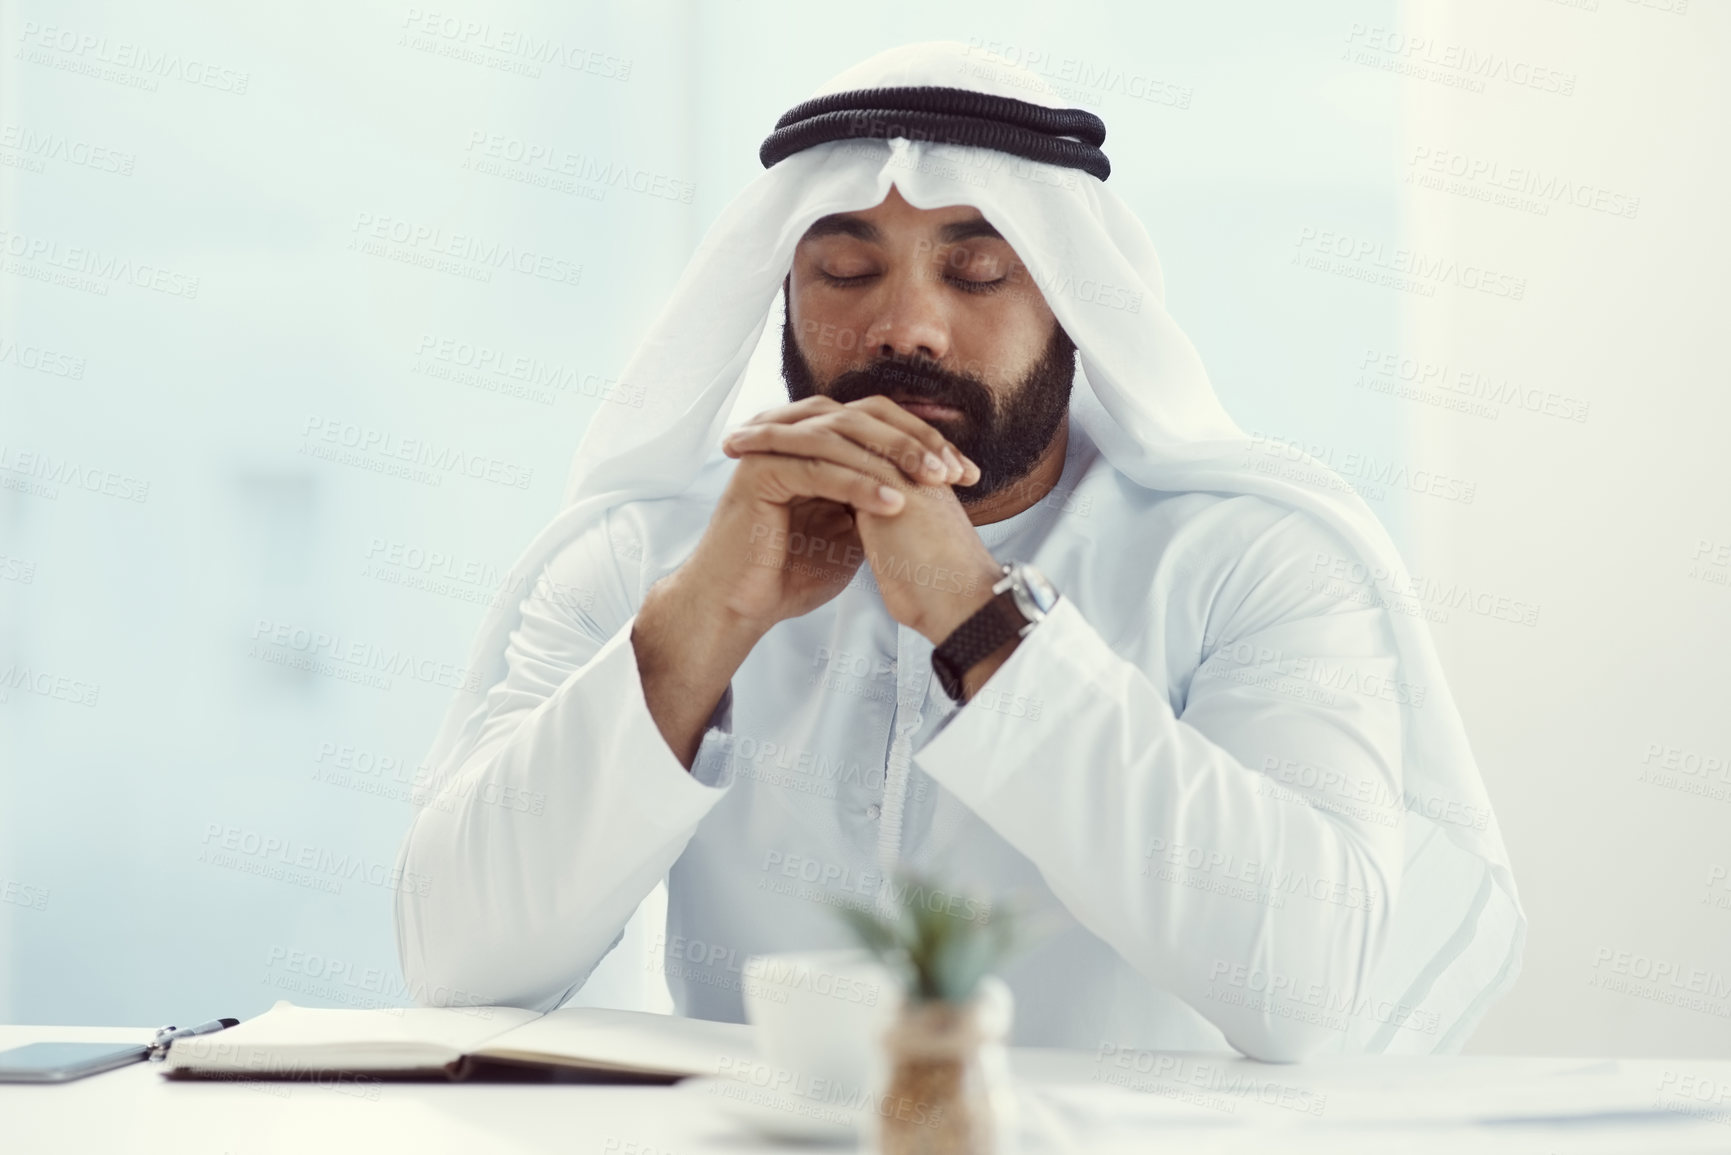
[{"xmin": 866, "ymin": 803, "xmax": 882, "ymax": 820}]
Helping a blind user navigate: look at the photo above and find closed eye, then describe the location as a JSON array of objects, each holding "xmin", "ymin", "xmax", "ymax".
[
  {"xmin": 945, "ymin": 274, "xmax": 1007, "ymax": 295},
  {"xmin": 818, "ymin": 270, "xmax": 1007, "ymax": 295},
  {"xmin": 817, "ymin": 270, "xmax": 878, "ymax": 287}
]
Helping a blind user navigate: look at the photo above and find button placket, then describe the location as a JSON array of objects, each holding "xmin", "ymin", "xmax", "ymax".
[{"xmin": 872, "ymin": 625, "xmax": 929, "ymax": 915}]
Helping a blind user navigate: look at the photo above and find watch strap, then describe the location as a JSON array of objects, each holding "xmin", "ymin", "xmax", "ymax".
[{"xmin": 931, "ymin": 584, "xmax": 1023, "ymax": 702}]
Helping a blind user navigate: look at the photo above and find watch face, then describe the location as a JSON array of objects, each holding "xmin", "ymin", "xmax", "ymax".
[
  {"xmin": 1012, "ymin": 563, "xmax": 1058, "ymax": 619},
  {"xmin": 1026, "ymin": 567, "xmax": 1058, "ymax": 613}
]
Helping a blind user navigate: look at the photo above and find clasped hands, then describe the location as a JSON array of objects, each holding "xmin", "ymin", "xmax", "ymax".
[{"xmin": 711, "ymin": 394, "xmax": 1002, "ymax": 646}]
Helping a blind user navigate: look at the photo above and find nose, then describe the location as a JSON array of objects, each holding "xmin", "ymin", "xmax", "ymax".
[{"xmin": 864, "ymin": 270, "xmax": 951, "ymax": 362}]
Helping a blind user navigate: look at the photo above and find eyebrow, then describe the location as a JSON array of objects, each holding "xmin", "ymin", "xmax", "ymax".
[
  {"xmin": 802, "ymin": 215, "xmax": 882, "ymax": 243},
  {"xmin": 938, "ymin": 218, "xmax": 1005, "ymax": 244},
  {"xmin": 799, "ymin": 214, "xmax": 1006, "ymax": 245}
]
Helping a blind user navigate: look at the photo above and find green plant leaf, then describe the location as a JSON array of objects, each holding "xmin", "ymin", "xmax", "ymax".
[{"xmin": 832, "ymin": 871, "xmax": 1019, "ymax": 1004}]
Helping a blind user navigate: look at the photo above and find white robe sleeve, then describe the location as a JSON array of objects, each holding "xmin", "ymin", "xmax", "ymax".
[
  {"xmin": 913, "ymin": 507, "xmax": 1406, "ymax": 1062},
  {"xmin": 393, "ymin": 514, "xmax": 734, "ymax": 1012}
]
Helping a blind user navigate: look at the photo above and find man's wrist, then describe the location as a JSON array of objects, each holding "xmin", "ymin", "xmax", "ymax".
[
  {"xmin": 634, "ymin": 569, "xmax": 764, "ymax": 769},
  {"xmin": 915, "ymin": 556, "xmax": 1006, "ymax": 645},
  {"xmin": 645, "ymin": 567, "xmax": 769, "ymax": 662}
]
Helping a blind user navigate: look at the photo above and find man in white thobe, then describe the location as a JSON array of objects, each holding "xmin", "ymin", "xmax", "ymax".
[{"xmin": 395, "ymin": 43, "xmax": 1523, "ymax": 1062}]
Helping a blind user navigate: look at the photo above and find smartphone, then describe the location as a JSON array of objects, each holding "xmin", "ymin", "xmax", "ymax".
[{"xmin": 0, "ymin": 1041, "xmax": 151, "ymax": 1083}]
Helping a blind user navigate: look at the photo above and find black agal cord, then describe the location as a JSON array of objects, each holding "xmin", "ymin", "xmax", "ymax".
[{"xmin": 760, "ymin": 85, "xmax": 1111, "ymax": 181}]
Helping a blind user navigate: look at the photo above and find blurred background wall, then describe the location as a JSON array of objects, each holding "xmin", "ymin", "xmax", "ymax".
[
  {"xmin": 0, "ymin": 0, "xmax": 1724, "ymax": 1056},
  {"xmin": 1395, "ymin": 1, "xmax": 1730, "ymax": 1055}
]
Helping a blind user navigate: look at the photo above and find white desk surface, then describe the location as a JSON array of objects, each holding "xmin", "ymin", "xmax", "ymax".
[{"xmin": 3, "ymin": 1024, "xmax": 1729, "ymax": 1154}]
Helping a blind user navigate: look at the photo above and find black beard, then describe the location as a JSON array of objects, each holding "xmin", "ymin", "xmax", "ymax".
[{"xmin": 780, "ymin": 298, "xmax": 1077, "ymax": 502}]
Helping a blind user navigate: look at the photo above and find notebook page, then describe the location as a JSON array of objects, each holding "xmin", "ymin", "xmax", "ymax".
[{"xmin": 475, "ymin": 1007, "xmax": 756, "ymax": 1077}]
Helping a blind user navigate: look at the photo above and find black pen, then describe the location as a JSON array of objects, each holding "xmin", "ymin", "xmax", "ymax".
[{"xmin": 149, "ymin": 1017, "xmax": 240, "ymax": 1060}]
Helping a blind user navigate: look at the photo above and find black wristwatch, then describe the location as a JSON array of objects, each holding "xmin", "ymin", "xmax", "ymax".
[{"xmin": 930, "ymin": 561, "xmax": 1059, "ymax": 702}]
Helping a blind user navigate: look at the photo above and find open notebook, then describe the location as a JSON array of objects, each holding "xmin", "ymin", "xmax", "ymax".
[{"xmin": 163, "ymin": 1001, "xmax": 756, "ymax": 1082}]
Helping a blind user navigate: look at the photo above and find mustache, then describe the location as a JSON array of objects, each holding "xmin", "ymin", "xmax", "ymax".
[{"xmin": 823, "ymin": 356, "xmax": 993, "ymax": 421}]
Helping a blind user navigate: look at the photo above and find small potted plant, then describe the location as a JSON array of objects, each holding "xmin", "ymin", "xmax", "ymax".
[{"xmin": 838, "ymin": 875, "xmax": 1019, "ymax": 1155}]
